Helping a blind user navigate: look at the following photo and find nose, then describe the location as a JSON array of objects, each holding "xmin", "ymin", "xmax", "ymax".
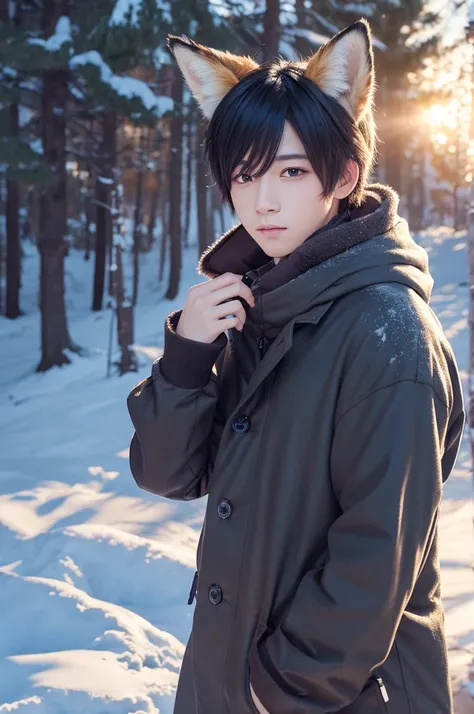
[{"xmin": 255, "ymin": 174, "xmax": 280, "ymax": 214}]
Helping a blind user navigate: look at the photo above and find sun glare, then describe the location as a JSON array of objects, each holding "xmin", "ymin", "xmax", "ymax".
[
  {"xmin": 425, "ymin": 100, "xmax": 460, "ymax": 130},
  {"xmin": 433, "ymin": 132, "xmax": 448, "ymax": 144}
]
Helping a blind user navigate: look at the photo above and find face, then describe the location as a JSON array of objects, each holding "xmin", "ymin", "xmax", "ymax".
[{"xmin": 230, "ymin": 121, "xmax": 358, "ymax": 264}]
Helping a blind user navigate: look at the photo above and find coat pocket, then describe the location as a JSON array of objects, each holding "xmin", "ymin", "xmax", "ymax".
[
  {"xmin": 337, "ymin": 674, "xmax": 389, "ymax": 714},
  {"xmin": 247, "ymin": 620, "xmax": 271, "ymax": 713}
]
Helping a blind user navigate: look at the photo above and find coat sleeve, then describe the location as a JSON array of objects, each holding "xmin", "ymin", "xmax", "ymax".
[
  {"xmin": 126, "ymin": 309, "xmax": 228, "ymax": 501},
  {"xmin": 248, "ymin": 378, "xmax": 464, "ymax": 714}
]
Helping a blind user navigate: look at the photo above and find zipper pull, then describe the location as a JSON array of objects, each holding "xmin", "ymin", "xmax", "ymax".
[
  {"xmin": 257, "ymin": 335, "xmax": 269, "ymax": 355},
  {"xmin": 376, "ymin": 676, "xmax": 389, "ymax": 703},
  {"xmin": 188, "ymin": 570, "xmax": 198, "ymax": 605}
]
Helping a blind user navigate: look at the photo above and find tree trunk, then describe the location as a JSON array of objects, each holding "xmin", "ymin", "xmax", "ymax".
[
  {"xmin": 84, "ymin": 120, "xmax": 95, "ymax": 261},
  {"xmin": 468, "ymin": 179, "xmax": 474, "ymax": 465},
  {"xmin": 37, "ymin": 0, "xmax": 78, "ymax": 371},
  {"xmin": 6, "ymin": 104, "xmax": 20, "ymax": 319},
  {"xmin": 165, "ymin": 65, "xmax": 184, "ymax": 300},
  {"xmin": 146, "ymin": 168, "xmax": 160, "ymax": 251},
  {"xmin": 294, "ymin": 0, "xmax": 308, "ymax": 59},
  {"xmin": 84, "ymin": 174, "xmax": 93, "ymax": 261},
  {"xmin": 92, "ymin": 110, "xmax": 116, "ymax": 310},
  {"xmin": 116, "ymin": 250, "xmax": 137, "ymax": 373},
  {"xmin": 467, "ymin": 46, "xmax": 474, "ymax": 473},
  {"xmin": 196, "ymin": 119, "xmax": 209, "ymax": 254},
  {"xmin": 383, "ymin": 129, "xmax": 403, "ymax": 195},
  {"xmin": 262, "ymin": 0, "xmax": 280, "ymax": 62},
  {"xmin": 0, "ymin": 178, "xmax": 4, "ymax": 315},
  {"xmin": 453, "ymin": 128, "xmax": 461, "ymax": 232},
  {"xmin": 111, "ymin": 182, "xmax": 137, "ymax": 374},
  {"xmin": 417, "ymin": 141, "xmax": 426, "ymax": 230},
  {"xmin": 183, "ymin": 102, "xmax": 194, "ymax": 248},
  {"xmin": 379, "ymin": 77, "xmax": 403, "ymax": 194},
  {"xmin": 158, "ymin": 177, "xmax": 169, "ymax": 284},
  {"xmin": 3, "ymin": 0, "xmax": 21, "ymax": 319},
  {"xmin": 132, "ymin": 133, "xmax": 144, "ymax": 307}
]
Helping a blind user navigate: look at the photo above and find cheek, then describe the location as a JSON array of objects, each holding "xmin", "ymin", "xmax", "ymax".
[{"xmin": 230, "ymin": 187, "xmax": 251, "ymax": 218}]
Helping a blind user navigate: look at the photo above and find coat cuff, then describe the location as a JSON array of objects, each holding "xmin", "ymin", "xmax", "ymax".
[{"xmin": 158, "ymin": 309, "xmax": 227, "ymax": 389}]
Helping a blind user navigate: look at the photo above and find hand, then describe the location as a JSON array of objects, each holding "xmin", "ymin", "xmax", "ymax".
[
  {"xmin": 250, "ymin": 681, "xmax": 271, "ymax": 714},
  {"xmin": 176, "ymin": 272, "xmax": 255, "ymax": 343}
]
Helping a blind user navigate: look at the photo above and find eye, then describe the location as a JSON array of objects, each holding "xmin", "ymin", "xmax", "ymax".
[
  {"xmin": 233, "ymin": 173, "xmax": 253, "ymax": 184},
  {"xmin": 282, "ymin": 167, "xmax": 306, "ymax": 178}
]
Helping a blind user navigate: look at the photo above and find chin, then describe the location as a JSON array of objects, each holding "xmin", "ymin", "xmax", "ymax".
[{"xmin": 250, "ymin": 233, "xmax": 292, "ymax": 259}]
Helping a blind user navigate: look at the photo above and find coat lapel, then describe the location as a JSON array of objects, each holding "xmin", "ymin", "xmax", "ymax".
[{"xmin": 232, "ymin": 300, "xmax": 336, "ymax": 416}]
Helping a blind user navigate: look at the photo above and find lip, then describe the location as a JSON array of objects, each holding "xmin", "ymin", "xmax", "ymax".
[{"xmin": 257, "ymin": 226, "xmax": 287, "ymax": 232}]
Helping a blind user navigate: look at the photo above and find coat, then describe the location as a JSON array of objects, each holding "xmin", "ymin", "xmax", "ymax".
[{"xmin": 127, "ymin": 184, "xmax": 466, "ymax": 714}]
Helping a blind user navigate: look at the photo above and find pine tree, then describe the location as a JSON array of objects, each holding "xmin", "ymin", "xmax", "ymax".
[
  {"xmin": 2, "ymin": 0, "xmax": 174, "ymax": 371},
  {"xmin": 0, "ymin": 1, "xmax": 54, "ymax": 320}
]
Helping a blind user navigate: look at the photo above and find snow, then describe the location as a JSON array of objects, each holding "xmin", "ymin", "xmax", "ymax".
[
  {"xmin": 28, "ymin": 139, "xmax": 43, "ymax": 156},
  {"xmin": 70, "ymin": 52, "xmax": 173, "ymax": 118},
  {"xmin": 109, "ymin": 0, "xmax": 142, "ymax": 26},
  {"xmin": 18, "ymin": 107, "xmax": 34, "ymax": 129},
  {"xmin": 108, "ymin": 0, "xmax": 173, "ymax": 27},
  {"xmin": 283, "ymin": 19, "xmax": 387, "ymax": 54},
  {"xmin": 0, "ymin": 224, "xmax": 473, "ymax": 711},
  {"xmin": 374, "ymin": 323, "xmax": 387, "ymax": 342},
  {"xmin": 279, "ymin": 38, "xmax": 300, "ymax": 61},
  {"xmin": 288, "ymin": 27, "xmax": 330, "ymax": 47},
  {"xmin": 341, "ymin": 2, "xmax": 375, "ymax": 13},
  {"xmin": 1, "ymin": 67, "xmax": 17, "ymax": 79},
  {"xmin": 28, "ymin": 17, "xmax": 72, "ymax": 52}
]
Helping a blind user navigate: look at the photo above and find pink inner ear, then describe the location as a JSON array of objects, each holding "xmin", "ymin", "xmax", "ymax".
[{"xmin": 345, "ymin": 38, "xmax": 364, "ymax": 85}]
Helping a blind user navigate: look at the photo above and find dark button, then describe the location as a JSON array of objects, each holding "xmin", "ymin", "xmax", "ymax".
[
  {"xmin": 208, "ymin": 584, "xmax": 223, "ymax": 605},
  {"xmin": 217, "ymin": 499, "xmax": 233, "ymax": 519},
  {"xmin": 232, "ymin": 415, "xmax": 250, "ymax": 433}
]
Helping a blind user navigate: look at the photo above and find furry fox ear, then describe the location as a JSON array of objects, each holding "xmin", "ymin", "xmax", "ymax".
[
  {"xmin": 166, "ymin": 34, "xmax": 260, "ymax": 120},
  {"xmin": 303, "ymin": 19, "xmax": 375, "ymax": 122}
]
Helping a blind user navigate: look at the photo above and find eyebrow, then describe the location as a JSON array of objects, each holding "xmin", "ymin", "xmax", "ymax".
[{"xmin": 235, "ymin": 153, "xmax": 309, "ymax": 167}]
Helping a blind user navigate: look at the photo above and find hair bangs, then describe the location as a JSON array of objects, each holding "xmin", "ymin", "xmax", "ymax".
[
  {"xmin": 204, "ymin": 71, "xmax": 287, "ymax": 212},
  {"xmin": 285, "ymin": 76, "xmax": 355, "ymax": 200},
  {"xmin": 203, "ymin": 61, "xmax": 376, "ymax": 213}
]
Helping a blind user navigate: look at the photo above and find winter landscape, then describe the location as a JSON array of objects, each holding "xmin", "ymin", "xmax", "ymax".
[
  {"xmin": 0, "ymin": 227, "xmax": 472, "ymax": 712},
  {"xmin": 1, "ymin": 0, "xmax": 474, "ymax": 712}
]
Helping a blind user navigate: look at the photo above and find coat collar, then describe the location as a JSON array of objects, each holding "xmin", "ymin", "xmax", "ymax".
[
  {"xmin": 197, "ymin": 184, "xmax": 400, "ymax": 289},
  {"xmin": 196, "ymin": 184, "xmax": 408, "ymax": 339}
]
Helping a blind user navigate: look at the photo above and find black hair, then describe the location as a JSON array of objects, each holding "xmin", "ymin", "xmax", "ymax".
[{"xmin": 203, "ymin": 59, "xmax": 376, "ymax": 215}]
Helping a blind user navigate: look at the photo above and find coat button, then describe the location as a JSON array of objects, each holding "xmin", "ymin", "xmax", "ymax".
[
  {"xmin": 232, "ymin": 415, "xmax": 250, "ymax": 433},
  {"xmin": 208, "ymin": 584, "xmax": 223, "ymax": 605},
  {"xmin": 218, "ymin": 499, "xmax": 233, "ymax": 519}
]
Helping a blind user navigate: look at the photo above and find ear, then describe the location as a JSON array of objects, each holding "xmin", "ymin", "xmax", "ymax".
[
  {"xmin": 333, "ymin": 159, "xmax": 360, "ymax": 200},
  {"xmin": 166, "ymin": 34, "xmax": 260, "ymax": 120},
  {"xmin": 303, "ymin": 19, "xmax": 375, "ymax": 122}
]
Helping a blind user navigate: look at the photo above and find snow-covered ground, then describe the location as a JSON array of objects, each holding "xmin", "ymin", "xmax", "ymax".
[{"xmin": 0, "ymin": 226, "xmax": 473, "ymax": 713}]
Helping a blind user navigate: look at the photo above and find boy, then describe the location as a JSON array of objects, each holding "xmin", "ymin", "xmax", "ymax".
[{"xmin": 127, "ymin": 19, "xmax": 465, "ymax": 714}]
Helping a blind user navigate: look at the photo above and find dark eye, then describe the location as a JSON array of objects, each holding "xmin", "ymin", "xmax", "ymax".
[
  {"xmin": 234, "ymin": 173, "xmax": 253, "ymax": 184},
  {"xmin": 283, "ymin": 168, "xmax": 305, "ymax": 178}
]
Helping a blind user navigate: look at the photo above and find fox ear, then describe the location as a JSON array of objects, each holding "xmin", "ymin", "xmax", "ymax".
[
  {"xmin": 166, "ymin": 34, "xmax": 260, "ymax": 120},
  {"xmin": 303, "ymin": 19, "xmax": 375, "ymax": 122}
]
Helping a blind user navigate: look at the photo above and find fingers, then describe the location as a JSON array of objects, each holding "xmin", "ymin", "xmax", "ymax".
[{"xmin": 195, "ymin": 272, "xmax": 255, "ymax": 308}]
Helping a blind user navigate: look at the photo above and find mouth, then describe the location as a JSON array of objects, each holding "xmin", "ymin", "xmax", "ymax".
[{"xmin": 257, "ymin": 227, "xmax": 287, "ymax": 235}]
